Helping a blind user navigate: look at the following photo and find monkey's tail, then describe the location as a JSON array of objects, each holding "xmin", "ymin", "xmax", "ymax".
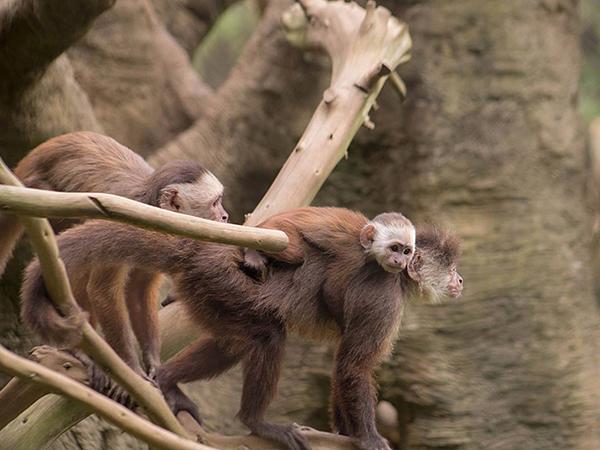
[
  {"xmin": 20, "ymin": 260, "xmax": 88, "ymax": 347},
  {"xmin": 0, "ymin": 213, "xmax": 24, "ymax": 278}
]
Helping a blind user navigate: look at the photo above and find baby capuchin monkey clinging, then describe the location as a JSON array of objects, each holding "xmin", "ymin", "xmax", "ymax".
[
  {"xmin": 21, "ymin": 207, "xmax": 462, "ymax": 450},
  {"xmin": 6, "ymin": 131, "xmax": 228, "ymax": 379}
]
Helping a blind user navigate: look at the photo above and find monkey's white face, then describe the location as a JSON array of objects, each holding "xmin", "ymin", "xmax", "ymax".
[
  {"xmin": 160, "ymin": 172, "xmax": 229, "ymax": 222},
  {"xmin": 363, "ymin": 221, "xmax": 416, "ymax": 273}
]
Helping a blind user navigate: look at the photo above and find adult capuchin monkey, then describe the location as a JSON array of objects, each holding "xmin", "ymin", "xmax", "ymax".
[
  {"xmin": 2, "ymin": 131, "xmax": 228, "ymax": 379},
  {"xmin": 21, "ymin": 207, "xmax": 463, "ymax": 450}
]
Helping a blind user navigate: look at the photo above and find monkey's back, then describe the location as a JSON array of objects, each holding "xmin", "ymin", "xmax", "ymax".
[{"xmin": 15, "ymin": 131, "xmax": 152, "ymax": 199}]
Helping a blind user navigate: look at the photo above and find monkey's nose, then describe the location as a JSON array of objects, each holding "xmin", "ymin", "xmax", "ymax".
[
  {"xmin": 458, "ymin": 276, "xmax": 463, "ymax": 284},
  {"xmin": 222, "ymin": 213, "xmax": 229, "ymax": 222}
]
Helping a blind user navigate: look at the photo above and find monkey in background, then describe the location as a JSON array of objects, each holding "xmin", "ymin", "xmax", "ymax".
[
  {"xmin": 21, "ymin": 207, "xmax": 462, "ymax": 450},
  {"xmin": 2, "ymin": 131, "xmax": 228, "ymax": 378}
]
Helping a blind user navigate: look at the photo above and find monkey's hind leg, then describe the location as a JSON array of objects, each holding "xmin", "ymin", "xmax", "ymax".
[
  {"xmin": 238, "ymin": 325, "xmax": 311, "ymax": 450},
  {"xmin": 87, "ymin": 266, "xmax": 145, "ymax": 378},
  {"xmin": 125, "ymin": 269, "xmax": 163, "ymax": 380},
  {"xmin": 157, "ymin": 337, "xmax": 242, "ymax": 424}
]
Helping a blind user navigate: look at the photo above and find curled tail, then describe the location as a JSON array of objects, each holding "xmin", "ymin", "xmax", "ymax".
[
  {"xmin": 20, "ymin": 260, "xmax": 88, "ymax": 347},
  {"xmin": 0, "ymin": 213, "xmax": 24, "ymax": 278}
]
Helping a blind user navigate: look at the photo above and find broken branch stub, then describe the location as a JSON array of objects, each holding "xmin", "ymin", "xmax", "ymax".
[{"xmin": 247, "ymin": 0, "xmax": 411, "ymax": 225}]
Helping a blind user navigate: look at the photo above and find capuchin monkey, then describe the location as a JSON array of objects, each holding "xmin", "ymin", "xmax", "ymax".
[
  {"xmin": 3, "ymin": 131, "xmax": 228, "ymax": 378},
  {"xmin": 21, "ymin": 207, "xmax": 462, "ymax": 450}
]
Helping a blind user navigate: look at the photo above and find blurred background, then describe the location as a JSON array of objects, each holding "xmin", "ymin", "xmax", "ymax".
[{"xmin": 0, "ymin": 0, "xmax": 599, "ymax": 449}]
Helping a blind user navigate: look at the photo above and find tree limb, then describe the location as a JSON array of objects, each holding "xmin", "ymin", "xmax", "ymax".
[
  {"xmin": 247, "ymin": 0, "xmax": 411, "ymax": 225},
  {"xmin": 0, "ymin": 184, "xmax": 288, "ymax": 252},
  {"xmin": 0, "ymin": 344, "xmax": 216, "ymax": 450}
]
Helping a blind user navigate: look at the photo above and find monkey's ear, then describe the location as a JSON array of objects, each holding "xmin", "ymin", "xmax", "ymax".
[
  {"xmin": 159, "ymin": 187, "xmax": 181, "ymax": 211},
  {"xmin": 407, "ymin": 250, "xmax": 423, "ymax": 281},
  {"xmin": 359, "ymin": 224, "xmax": 376, "ymax": 249}
]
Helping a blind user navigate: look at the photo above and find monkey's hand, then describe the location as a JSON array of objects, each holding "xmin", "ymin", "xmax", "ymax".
[
  {"xmin": 241, "ymin": 248, "xmax": 268, "ymax": 282},
  {"xmin": 163, "ymin": 385, "xmax": 202, "ymax": 425},
  {"xmin": 250, "ymin": 421, "xmax": 311, "ymax": 450},
  {"xmin": 356, "ymin": 435, "xmax": 392, "ymax": 450}
]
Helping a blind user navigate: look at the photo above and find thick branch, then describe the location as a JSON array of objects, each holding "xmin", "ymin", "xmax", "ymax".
[
  {"xmin": 0, "ymin": 160, "xmax": 189, "ymax": 437},
  {"xmin": 247, "ymin": 0, "xmax": 411, "ymax": 225},
  {"xmin": 0, "ymin": 185, "xmax": 288, "ymax": 252},
  {"xmin": 0, "ymin": 0, "xmax": 115, "ymax": 90},
  {"xmin": 0, "ymin": 345, "xmax": 216, "ymax": 450}
]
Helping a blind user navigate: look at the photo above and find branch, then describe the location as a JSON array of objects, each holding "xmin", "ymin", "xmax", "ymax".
[
  {"xmin": 0, "ymin": 185, "xmax": 288, "ymax": 252},
  {"xmin": 0, "ymin": 160, "xmax": 190, "ymax": 438},
  {"xmin": 0, "ymin": 345, "xmax": 216, "ymax": 450},
  {"xmin": 0, "ymin": 0, "xmax": 115, "ymax": 89},
  {"xmin": 246, "ymin": 0, "xmax": 411, "ymax": 225}
]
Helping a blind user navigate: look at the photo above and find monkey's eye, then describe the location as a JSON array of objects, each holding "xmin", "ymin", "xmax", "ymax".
[
  {"xmin": 390, "ymin": 244, "xmax": 400, "ymax": 252},
  {"xmin": 403, "ymin": 247, "xmax": 412, "ymax": 255}
]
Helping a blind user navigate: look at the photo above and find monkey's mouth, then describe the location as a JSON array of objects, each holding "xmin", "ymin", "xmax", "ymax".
[
  {"xmin": 382, "ymin": 263, "xmax": 406, "ymax": 273},
  {"xmin": 448, "ymin": 287, "xmax": 462, "ymax": 298}
]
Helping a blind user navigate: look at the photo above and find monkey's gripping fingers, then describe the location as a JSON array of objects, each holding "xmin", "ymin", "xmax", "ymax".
[
  {"xmin": 250, "ymin": 422, "xmax": 312, "ymax": 450},
  {"xmin": 241, "ymin": 248, "xmax": 268, "ymax": 282},
  {"xmin": 76, "ymin": 351, "xmax": 137, "ymax": 410},
  {"xmin": 356, "ymin": 435, "xmax": 392, "ymax": 450},
  {"xmin": 163, "ymin": 385, "xmax": 202, "ymax": 425}
]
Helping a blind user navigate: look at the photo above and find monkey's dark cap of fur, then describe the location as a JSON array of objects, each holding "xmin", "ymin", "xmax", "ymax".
[
  {"xmin": 147, "ymin": 160, "xmax": 208, "ymax": 205},
  {"xmin": 416, "ymin": 226, "xmax": 460, "ymax": 266}
]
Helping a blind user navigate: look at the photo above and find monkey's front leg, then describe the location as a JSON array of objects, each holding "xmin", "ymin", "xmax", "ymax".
[
  {"xmin": 238, "ymin": 327, "xmax": 311, "ymax": 450},
  {"xmin": 334, "ymin": 339, "xmax": 392, "ymax": 450}
]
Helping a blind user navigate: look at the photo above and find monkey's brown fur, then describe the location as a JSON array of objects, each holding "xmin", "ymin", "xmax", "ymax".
[
  {"xmin": 4, "ymin": 131, "xmax": 227, "ymax": 378},
  {"xmin": 21, "ymin": 207, "xmax": 461, "ymax": 450}
]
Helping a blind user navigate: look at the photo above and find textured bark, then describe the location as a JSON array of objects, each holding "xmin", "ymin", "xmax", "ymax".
[{"xmin": 67, "ymin": 0, "xmax": 213, "ymax": 156}]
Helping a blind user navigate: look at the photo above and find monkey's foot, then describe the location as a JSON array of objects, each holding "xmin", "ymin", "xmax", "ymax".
[
  {"xmin": 241, "ymin": 249, "xmax": 268, "ymax": 282},
  {"xmin": 163, "ymin": 385, "xmax": 202, "ymax": 425},
  {"xmin": 356, "ymin": 435, "xmax": 392, "ymax": 450},
  {"xmin": 250, "ymin": 422, "xmax": 311, "ymax": 450}
]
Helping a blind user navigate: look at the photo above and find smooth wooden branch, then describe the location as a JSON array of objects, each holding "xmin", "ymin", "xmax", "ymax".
[
  {"xmin": 0, "ymin": 160, "xmax": 190, "ymax": 437},
  {"xmin": 0, "ymin": 346, "xmax": 87, "ymax": 429},
  {"xmin": 0, "ymin": 185, "xmax": 288, "ymax": 252},
  {"xmin": 246, "ymin": 0, "xmax": 411, "ymax": 225},
  {"xmin": 0, "ymin": 345, "xmax": 216, "ymax": 450}
]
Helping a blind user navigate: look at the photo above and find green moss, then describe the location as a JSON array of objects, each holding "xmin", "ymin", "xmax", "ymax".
[{"xmin": 192, "ymin": 0, "xmax": 261, "ymax": 89}]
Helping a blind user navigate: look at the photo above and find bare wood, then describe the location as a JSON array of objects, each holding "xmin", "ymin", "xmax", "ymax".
[
  {"xmin": 0, "ymin": 159, "xmax": 190, "ymax": 437},
  {"xmin": 178, "ymin": 412, "xmax": 358, "ymax": 450},
  {"xmin": 0, "ymin": 185, "xmax": 288, "ymax": 252},
  {"xmin": 0, "ymin": 346, "xmax": 89, "ymax": 429},
  {"xmin": 246, "ymin": 0, "xmax": 411, "ymax": 225},
  {"xmin": 0, "ymin": 345, "xmax": 216, "ymax": 450}
]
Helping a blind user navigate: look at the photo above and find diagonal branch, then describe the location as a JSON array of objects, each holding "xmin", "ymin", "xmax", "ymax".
[
  {"xmin": 0, "ymin": 344, "xmax": 216, "ymax": 450},
  {"xmin": 247, "ymin": 0, "xmax": 411, "ymax": 225}
]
